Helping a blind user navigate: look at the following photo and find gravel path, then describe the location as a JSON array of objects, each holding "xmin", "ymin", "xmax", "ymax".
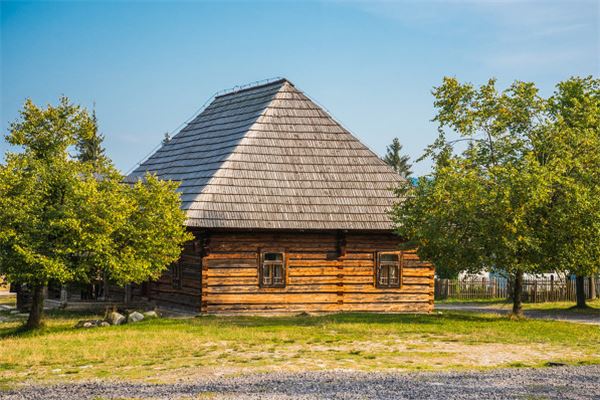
[
  {"xmin": 436, "ymin": 303, "xmax": 600, "ymax": 325},
  {"xmin": 2, "ymin": 366, "xmax": 599, "ymax": 400}
]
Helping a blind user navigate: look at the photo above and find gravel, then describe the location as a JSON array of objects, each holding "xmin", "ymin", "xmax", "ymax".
[{"xmin": 2, "ymin": 365, "xmax": 599, "ymax": 400}]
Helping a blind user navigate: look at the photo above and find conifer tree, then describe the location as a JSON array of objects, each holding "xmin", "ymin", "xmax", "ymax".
[
  {"xmin": 383, "ymin": 138, "xmax": 412, "ymax": 178},
  {"xmin": 76, "ymin": 108, "xmax": 107, "ymax": 170}
]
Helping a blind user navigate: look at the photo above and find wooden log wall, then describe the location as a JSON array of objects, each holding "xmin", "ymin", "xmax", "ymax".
[
  {"xmin": 146, "ymin": 240, "xmax": 203, "ymax": 311},
  {"xmin": 196, "ymin": 230, "xmax": 434, "ymax": 314}
]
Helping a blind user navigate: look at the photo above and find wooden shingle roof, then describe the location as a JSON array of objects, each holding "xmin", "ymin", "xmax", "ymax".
[{"xmin": 128, "ymin": 79, "xmax": 404, "ymax": 230}]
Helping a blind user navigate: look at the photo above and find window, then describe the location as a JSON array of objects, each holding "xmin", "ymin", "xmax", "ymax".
[
  {"xmin": 376, "ymin": 253, "xmax": 401, "ymax": 288},
  {"xmin": 171, "ymin": 262, "xmax": 182, "ymax": 290},
  {"xmin": 260, "ymin": 252, "xmax": 286, "ymax": 288}
]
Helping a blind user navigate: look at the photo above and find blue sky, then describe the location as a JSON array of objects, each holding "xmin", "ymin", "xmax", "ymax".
[{"xmin": 1, "ymin": 0, "xmax": 598, "ymax": 176}]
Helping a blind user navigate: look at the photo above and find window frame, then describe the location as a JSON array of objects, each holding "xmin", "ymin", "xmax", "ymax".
[
  {"xmin": 375, "ymin": 252, "xmax": 402, "ymax": 289},
  {"xmin": 259, "ymin": 250, "xmax": 287, "ymax": 288}
]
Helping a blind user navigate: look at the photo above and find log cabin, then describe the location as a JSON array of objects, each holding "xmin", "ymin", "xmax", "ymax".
[{"xmin": 127, "ymin": 78, "xmax": 434, "ymax": 314}]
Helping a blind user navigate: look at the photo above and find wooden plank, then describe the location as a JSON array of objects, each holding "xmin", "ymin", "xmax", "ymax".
[
  {"xmin": 206, "ymin": 260, "xmax": 257, "ymax": 268},
  {"xmin": 402, "ymin": 268, "xmax": 435, "ymax": 277},
  {"xmin": 287, "ymin": 252, "xmax": 373, "ymax": 260},
  {"xmin": 289, "ymin": 266, "xmax": 373, "ymax": 276},
  {"xmin": 206, "ymin": 268, "xmax": 258, "ymax": 278},
  {"xmin": 288, "ymin": 275, "xmax": 371, "ymax": 284},
  {"xmin": 288, "ymin": 260, "xmax": 373, "ymax": 267},
  {"xmin": 204, "ymin": 283, "xmax": 431, "ymax": 294},
  {"xmin": 205, "ymin": 301, "xmax": 432, "ymax": 313},
  {"xmin": 205, "ymin": 293, "xmax": 340, "ymax": 304}
]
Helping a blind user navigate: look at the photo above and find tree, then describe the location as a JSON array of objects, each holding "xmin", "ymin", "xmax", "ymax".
[
  {"xmin": 384, "ymin": 138, "xmax": 412, "ymax": 178},
  {"xmin": 0, "ymin": 97, "xmax": 192, "ymax": 329},
  {"xmin": 76, "ymin": 108, "xmax": 107, "ymax": 169},
  {"xmin": 542, "ymin": 77, "xmax": 600, "ymax": 308},
  {"xmin": 392, "ymin": 78, "xmax": 553, "ymax": 316}
]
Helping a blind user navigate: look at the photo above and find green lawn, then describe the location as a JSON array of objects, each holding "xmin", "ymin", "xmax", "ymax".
[
  {"xmin": 1, "ymin": 309, "xmax": 598, "ymax": 388},
  {"xmin": 438, "ymin": 298, "xmax": 600, "ymax": 317},
  {"xmin": 523, "ymin": 298, "xmax": 600, "ymax": 312}
]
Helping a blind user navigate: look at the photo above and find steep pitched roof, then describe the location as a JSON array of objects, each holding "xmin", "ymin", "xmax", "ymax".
[{"xmin": 128, "ymin": 79, "xmax": 404, "ymax": 230}]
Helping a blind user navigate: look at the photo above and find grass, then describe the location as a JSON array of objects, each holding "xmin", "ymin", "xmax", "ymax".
[
  {"xmin": 436, "ymin": 298, "xmax": 508, "ymax": 304},
  {"xmin": 438, "ymin": 298, "xmax": 600, "ymax": 316},
  {"xmin": 0, "ymin": 293, "xmax": 16, "ymax": 308},
  {"xmin": 0, "ymin": 309, "xmax": 598, "ymax": 387},
  {"xmin": 522, "ymin": 298, "xmax": 600, "ymax": 312}
]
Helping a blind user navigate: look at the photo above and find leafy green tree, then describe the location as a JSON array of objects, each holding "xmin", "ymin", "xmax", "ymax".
[
  {"xmin": 393, "ymin": 78, "xmax": 553, "ymax": 316},
  {"xmin": 542, "ymin": 77, "xmax": 600, "ymax": 308},
  {"xmin": 0, "ymin": 97, "xmax": 192, "ymax": 329},
  {"xmin": 384, "ymin": 138, "xmax": 412, "ymax": 178}
]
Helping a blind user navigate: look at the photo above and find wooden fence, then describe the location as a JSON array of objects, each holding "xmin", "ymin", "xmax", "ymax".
[{"xmin": 435, "ymin": 277, "xmax": 600, "ymax": 303}]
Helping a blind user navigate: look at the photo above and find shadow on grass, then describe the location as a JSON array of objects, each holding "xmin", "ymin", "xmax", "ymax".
[
  {"xmin": 0, "ymin": 309, "xmax": 104, "ymax": 339},
  {"xmin": 0, "ymin": 309, "xmax": 526, "ymax": 340},
  {"xmin": 525, "ymin": 306, "xmax": 600, "ymax": 317},
  {"xmin": 189, "ymin": 311, "xmax": 511, "ymax": 330}
]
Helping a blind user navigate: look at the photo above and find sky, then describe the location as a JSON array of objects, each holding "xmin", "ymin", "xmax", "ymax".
[{"xmin": 1, "ymin": 0, "xmax": 598, "ymax": 176}]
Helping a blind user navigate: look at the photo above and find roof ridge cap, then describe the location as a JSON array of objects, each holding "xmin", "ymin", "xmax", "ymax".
[{"xmin": 214, "ymin": 78, "xmax": 291, "ymax": 99}]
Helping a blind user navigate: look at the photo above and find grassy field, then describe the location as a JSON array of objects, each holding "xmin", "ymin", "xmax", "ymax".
[
  {"xmin": 522, "ymin": 298, "xmax": 600, "ymax": 312},
  {"xmin": 438, "ymin": 298, "xmax": 600, "ymax": 317},
  {"xmin": 1, "ymin": 306, "xmax": 599, "ymax": 388}
]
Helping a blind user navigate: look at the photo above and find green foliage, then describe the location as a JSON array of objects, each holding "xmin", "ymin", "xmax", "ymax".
[
  {"xmin": 394, "ymin": 78, "xmax": 551, "ymax": 280},
  {"xmin": 542, "ymin": 77, "xmax": 600, "ymax": 279},
  {"xmin": 383, "ymin": 137, "xmax": 412, "ymax": 178},
  {"xmin": 392, "ymin": 76, "xmax": 600, "ymax": 309},
  {"xmin": 0, "ymin": 97, "xmax": 192, "ymax": 292}
]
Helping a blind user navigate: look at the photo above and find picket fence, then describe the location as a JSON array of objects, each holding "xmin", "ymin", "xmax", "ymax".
[{"xmin": 434, "ymin": 277, "xmax": 599, "ymax": 303}]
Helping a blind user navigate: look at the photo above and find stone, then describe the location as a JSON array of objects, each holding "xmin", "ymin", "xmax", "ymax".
[
  {"xmin": 127, "ymin": 311, "xmax": 144, "ymax": 323},
  {"xmin": 75, "ymin": 319, "xmax": 104, "ymax": 328},
  {"xmin": 99, "ymin": 321, "xmax": 110, "ymax": 327},
  {"xmin": 143, "ymin": 310, "xmax": 159, "ymax": 319},
  {"xmin": 107, "ymin": 311, "xmax": 126, "ymax": 326}
]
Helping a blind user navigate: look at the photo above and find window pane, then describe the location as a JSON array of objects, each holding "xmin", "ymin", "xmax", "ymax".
[
  {"xmin": 265, "ymin": 253, "xmax": 283, "ymax": 261},
  {"xmin": 380, "ymin": 253, "xmax": 398, "ymax": 262},
  {"xmin": 379, "ymin": 266, "xmax": 388, "ymax": 285},
  {"xmin": 390, "ymin": 266, "xmax": 399, "ymax": 285},
  {"xmin": 262, "ymin": 265, "xmax": 272, "ymax": 285},
  {"xmin": 273, "ymin": 264, "xmax": 284, "ymax": 284}
]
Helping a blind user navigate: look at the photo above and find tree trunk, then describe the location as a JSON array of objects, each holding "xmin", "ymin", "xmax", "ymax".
[
  {"xmin": 590, "ymin": 276, "xmax": 597, "ymax": 300},
  {"xmin": 26, "ymin": 285, "xmax": 45, "ymax": 329},
  {"xmin": 512, "ymin": 270, "xmax": 524, "ymax": 316},
  {"xmin": 102, "ymin": 270, "xmax": 110, "ymax": 301},
  {"xmin": 575, "ymin": 275, "xmax": 587, "ymax": 308}
]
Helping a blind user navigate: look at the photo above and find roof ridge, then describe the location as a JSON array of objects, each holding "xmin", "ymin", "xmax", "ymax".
[{"xmin": 214, "ymin": 78, "xmax": 290, "ymax": 99}]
